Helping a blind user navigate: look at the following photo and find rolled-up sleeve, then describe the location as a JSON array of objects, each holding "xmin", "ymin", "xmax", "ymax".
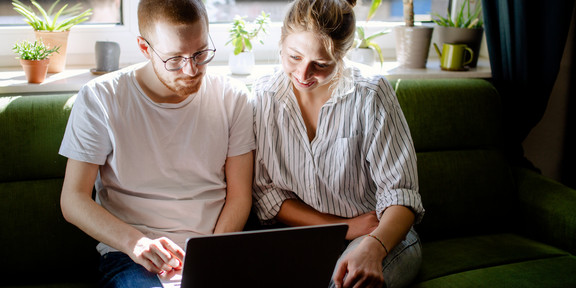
[
  {"xmin": 252, "ymin": 157, "xmax": 298, "ymax": 223},
  {"xmin": 368, "ymin": 78, "xmax": 425, "ymax": 223}
]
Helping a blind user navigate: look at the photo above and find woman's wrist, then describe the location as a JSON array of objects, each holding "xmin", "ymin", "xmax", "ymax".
[{"xmin": 365, "ymin": 234, "xmax": 389, "ymax": 258}]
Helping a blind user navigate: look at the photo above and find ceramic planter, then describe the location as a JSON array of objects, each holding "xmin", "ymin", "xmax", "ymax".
[
  {"xmin": 35, "ymin": 30, "xmax": 69, "ymax": 73},
  {"xmin": 229, "ymin": 51, "xmax": 255, "ymax": 75},
  {"xmin": 347, "ymin": 48, "xmax": 376, "ymax": 67},
  {"xmin": 394, "ymin": 26, "xmax": 434, "ymax": 69},
  {"xmin": 435, "ymin": 26, "xmax": 483, "ymax": 68},
  {"xmin": 20, "ymin": 58, "xmax": 50, "ymax": 83}
]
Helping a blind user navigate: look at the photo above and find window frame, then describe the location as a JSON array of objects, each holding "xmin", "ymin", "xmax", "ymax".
[{"xmin": 0, "ymin": 0, "xmax": 426, "ymax": 69}]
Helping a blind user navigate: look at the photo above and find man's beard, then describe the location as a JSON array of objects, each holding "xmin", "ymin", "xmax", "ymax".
[{"xmin": 153, "ymin": 63, "xmax": 203, "ymax": 97}]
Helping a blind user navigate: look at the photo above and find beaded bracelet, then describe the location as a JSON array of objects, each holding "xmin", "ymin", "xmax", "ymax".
[{"xmin": 367, "ymin": 234, "xmax": 389, "ymax": 255}]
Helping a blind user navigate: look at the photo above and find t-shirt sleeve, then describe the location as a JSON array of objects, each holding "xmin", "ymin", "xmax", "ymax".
[
  {"xmin": 59, "ymin": 84, "xmax": 113, "ymax": 165},
  {"xmin": 226, "ymin": 79, "xmax": 256, "ymax": 157}
]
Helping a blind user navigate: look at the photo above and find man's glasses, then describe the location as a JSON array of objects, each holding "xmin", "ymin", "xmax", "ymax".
[{"xmin": 144, "ymin": 36, "xmax": 216, "ymax": 71}]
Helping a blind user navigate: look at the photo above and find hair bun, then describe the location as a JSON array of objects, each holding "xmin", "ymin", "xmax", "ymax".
[{"xmin": 346, "ymin": 0, "xmax": 357, "ymax": 8}]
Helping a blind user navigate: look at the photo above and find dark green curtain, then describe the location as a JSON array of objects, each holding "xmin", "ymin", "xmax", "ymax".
[{"xmin": 481, "ymin": 0, "xmax": 575, "ymax": 169}]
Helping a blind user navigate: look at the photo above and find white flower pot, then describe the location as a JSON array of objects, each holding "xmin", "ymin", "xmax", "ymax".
[
  {"xmin": 347, "ymin": 48, "xmax": 376, "ymax": 66},
  {"xmin": 228, "ymin": 51, "xmax": 255, "ymax": 75}
]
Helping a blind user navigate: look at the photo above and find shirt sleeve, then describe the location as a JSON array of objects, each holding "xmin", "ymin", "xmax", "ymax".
[
  {"xmin": 367, "ymin": 77, "xmax": 425, "ymax": 224},
  {"xmin": 226, "ymin": 78, "xmax": 256, "ymax": 157},
  {"xmin": 251, "ymin": 75, "xmax": 298, "ymax": 223},
  {"xmin": 59, "ymin": 84, "xmax": 112, "ymax": 165},
  {"xmin": 252, "ymin": 156, "xmax": 299, "ymax": 223}
]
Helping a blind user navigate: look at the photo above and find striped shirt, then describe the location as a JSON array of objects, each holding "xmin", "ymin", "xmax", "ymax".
[{"xmin": 252, "ymin": 64, "xmax": 424, "ymax": 224}]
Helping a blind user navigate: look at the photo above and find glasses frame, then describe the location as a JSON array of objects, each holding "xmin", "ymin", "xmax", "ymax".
[{"xmin": 143, "ymin": 35, "xmax": 216, "ymax": 71}]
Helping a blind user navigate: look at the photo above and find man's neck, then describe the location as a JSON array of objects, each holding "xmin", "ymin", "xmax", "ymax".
[{"xmin": 134, "ymin": 62, "xmax": 191, "ymax": 104}]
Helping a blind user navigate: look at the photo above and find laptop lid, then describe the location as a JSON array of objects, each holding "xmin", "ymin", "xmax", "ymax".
[{"xmin": 179, "ymin": 223, "xmax": 348, "ymax": 288}]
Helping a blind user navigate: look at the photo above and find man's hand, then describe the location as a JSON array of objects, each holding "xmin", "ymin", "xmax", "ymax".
[
  {"xmin": 343, "ymin": 211, "xmax": 379, "ymax": 240},
  {"xmin": 131, "ymin": 237, "xmax": 185, "ymax": 279}
]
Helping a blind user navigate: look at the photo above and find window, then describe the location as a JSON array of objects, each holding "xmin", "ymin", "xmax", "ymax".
[
  {"xmin": 205, "ymin": 0, "xmax": 442, "ymax": 23},
  {"xmin": 0, "ymin": 0, "xmax": 451, "ymax": 68},
  {"xmin": 0, "ymin": 0, "xmax": 122, "ymax": 25}
]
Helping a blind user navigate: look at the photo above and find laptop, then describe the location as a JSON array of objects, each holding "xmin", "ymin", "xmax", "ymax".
[{"xmin": 165, "ymin": 223, "xmax": 348, "ymax": 288}]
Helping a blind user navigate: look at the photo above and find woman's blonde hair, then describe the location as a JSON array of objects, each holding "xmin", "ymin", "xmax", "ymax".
[{"xmin": 281, "ymin": 0, "xmax": 357, "ymax": 63}]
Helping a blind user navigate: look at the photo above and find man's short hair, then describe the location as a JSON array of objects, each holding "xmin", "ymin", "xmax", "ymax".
[{"xmin": 138, "ymin": 0, "xmax": 208, "ymax": 40}]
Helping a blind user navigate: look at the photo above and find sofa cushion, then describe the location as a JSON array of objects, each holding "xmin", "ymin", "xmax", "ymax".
[
  {"xmin": 0, "ymin": 178, "xmax": 99, "ymax": 286},
  {"xmin": 415, "ymin": 150, "xmax": 516, "ymax": 240},
  {"xmin": 413, "ymin": 255, "xmax": 576, "ymax": 288},
  {"xmin": 391, "ymin": 79, "xmax": 516, "ymax": 240},
  {"xmin": 392, "ymin": 78, "xmax": 501, "ymax": 152},
  {"xmin": 0, "ymin": 93, "xmax": 75, "ymax": 182},
  {"xmin": 416, "ymin": 233, "xmax": 572, "ymax": 282}
]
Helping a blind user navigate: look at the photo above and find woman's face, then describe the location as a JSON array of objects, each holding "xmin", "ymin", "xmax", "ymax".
[{"xmin": 281, "ymin": 31, "xmax": 338, "ymax": 95}]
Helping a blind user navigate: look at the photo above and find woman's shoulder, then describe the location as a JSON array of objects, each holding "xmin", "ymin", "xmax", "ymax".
[
  {"xmin": 345, "ymin": 61, "xmax": 390, "ymax": 86},
  {"xmin": 344, "ymin": 62, "xmax": 394, "ymax": 95},
  {"xmin": 252, "ymin": 68, "xmax": 291, "ymax": 101},
  {"xmin": 253, "ymin": 67, "xmax": 286, "ymax": 90}
]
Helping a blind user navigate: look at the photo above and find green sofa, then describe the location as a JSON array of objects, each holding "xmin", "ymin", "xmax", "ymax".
[{"xmin": 1, "ymin": 78, "xmax": 575, "ymax": 288}]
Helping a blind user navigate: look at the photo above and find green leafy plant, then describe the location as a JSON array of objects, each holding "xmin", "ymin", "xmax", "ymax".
[
  {"xmin": 12, "ymin": 0, "xmax": 92, "ymax": 31},
  {"xmin": 432, "ymin": 0, "xmax": 483, "ymax": 29},
  {"xmin": 226, "ymin": 11, "xmax": 271, "ymax": 55},
  {"xmin": 353, "ymin": 0, "xmax": 389, "ymax": 65},
  {"xmin": 13, "ymin": 39, "xmax": 60, "ymax": 60}
]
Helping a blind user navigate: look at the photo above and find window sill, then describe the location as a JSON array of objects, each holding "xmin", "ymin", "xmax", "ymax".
[{"xmin": 0, "ymin": 58, "xmax": 491, "ymax": 95}]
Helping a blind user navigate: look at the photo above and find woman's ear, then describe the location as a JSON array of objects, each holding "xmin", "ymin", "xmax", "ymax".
[{"xmin": 137, "ymin": 36, "xmax": 152, "ymax": 60}]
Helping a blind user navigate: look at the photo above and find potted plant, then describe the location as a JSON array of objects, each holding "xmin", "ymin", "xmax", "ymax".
[
  {"xmin": 394, "ymin": 0, "xmax": 434, "ymax": 68},
  {"xmin": 12, "ymin": 0, "xmax": 92, "ymax": 73},
  {"xmin": 432, "ymin": 0, "xmax": 484, "ymax": 68},
  {"xmin": 226, "ymin": 11, "xmax": 271, "ymax": 75},
  {"xmin": 13, "ymin": 39, "xmax": 60, "ymax": 83},
  {"xmin": 348, "ymin": 0, "xmax": 389, "ymax": 67}
]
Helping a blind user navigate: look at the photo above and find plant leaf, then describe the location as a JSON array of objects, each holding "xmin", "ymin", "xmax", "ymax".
[
  {"xmin": 368, "ymin": 42, "xmax": 384, "ymax": 66},
  {"xmin": 366, "ymin": 0, "xmax": 382, "ymax": 22}
]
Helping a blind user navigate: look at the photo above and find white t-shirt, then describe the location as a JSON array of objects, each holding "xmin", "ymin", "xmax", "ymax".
[{"xmin": 59, "ymin": 63, "xmax": 255, "ymax": 254}]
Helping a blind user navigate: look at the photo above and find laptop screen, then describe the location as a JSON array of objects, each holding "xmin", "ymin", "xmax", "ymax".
[{"xmin": 172, "ymin": 224, "xmax": 348, "ymax": 288}]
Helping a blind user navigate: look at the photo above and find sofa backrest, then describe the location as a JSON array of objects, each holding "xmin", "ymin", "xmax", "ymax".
[
  {"xmin": 0, "ymin": 93, "xmax": 99, "ymax": 286},
  {"xmin": 391, "ymin": 79, "xmax": 517, "ymax": 242}
]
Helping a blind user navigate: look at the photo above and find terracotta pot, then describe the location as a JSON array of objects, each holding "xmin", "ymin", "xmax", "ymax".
[
  {"xmin": 435, "ymin": 26, "xmax": 484, "ymax": 68},
  {"xmin": 394, "ymin": 26, "xmax": 434, "ymax": 69},
  {"xmin": 20, "ymin": 58, "xmax": 50, "ymax": 83},
  {"xmin": 35, "ymin": 30, "xmax": 70, "ymax": 73}
]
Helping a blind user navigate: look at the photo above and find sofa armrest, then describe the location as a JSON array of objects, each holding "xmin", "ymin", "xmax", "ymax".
[{"xmin": 515, "ymin": 167, "xmax": 576, "ymax": 254}]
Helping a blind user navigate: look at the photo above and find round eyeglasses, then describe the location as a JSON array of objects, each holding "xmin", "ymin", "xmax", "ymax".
[{"xmin": 144, "ymin": 36, "xmax": 216, "ymax": 71}]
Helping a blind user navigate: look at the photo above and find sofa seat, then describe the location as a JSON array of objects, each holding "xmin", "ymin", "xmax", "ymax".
[{"xmin": 415, "ymin": 233, "xmax": 576, "ymax": 287}]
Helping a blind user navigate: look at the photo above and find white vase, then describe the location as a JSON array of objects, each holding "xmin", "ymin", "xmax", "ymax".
[
  {"xmin": 228, "ymin": 51, "xmax": 255, "ymax": 75},
  {"xmin": 347, "ymin": 48, "xmax": 376, "ymax": 66}
]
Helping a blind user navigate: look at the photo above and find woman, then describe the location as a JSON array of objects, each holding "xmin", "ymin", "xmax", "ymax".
[{"xmin": 252, "ymin": 0, "xmax": 425, "ymax": 287}]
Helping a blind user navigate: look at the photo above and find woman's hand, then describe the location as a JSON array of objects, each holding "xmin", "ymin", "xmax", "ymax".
[
  {"xmin": 130, "ymin": 237, "xmax": 185, "ymax": 280},
  {"xmin": 333, "ymin": 236, "xmax": 387, "ymax": 288},
  {"xmin": 343, "ymin": 211, "xmax": 380, "ymax": 240}
]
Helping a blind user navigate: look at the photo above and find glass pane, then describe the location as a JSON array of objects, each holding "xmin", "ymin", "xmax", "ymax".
[
  {"xmin": 0, "ymin": 0, "xmax": 122, "ymax": 26},
  {"xmin": 205, "ymin": 0, "xmax": 445, "ymax": 23}
]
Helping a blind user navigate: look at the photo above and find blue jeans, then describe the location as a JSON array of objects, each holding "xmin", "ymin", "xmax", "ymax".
[
  {"xmin": 330, "ymin": 227, "xmax": 422, "ymax": 288},
  {"xmin": 99, "ymin": 252, "xmax": 163, "ymax": 288}
]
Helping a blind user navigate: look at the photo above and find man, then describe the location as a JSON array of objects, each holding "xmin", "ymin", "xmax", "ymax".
[{"xmin": 59, "ymin": 0, "xmax": 254, "ymax": 287}]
